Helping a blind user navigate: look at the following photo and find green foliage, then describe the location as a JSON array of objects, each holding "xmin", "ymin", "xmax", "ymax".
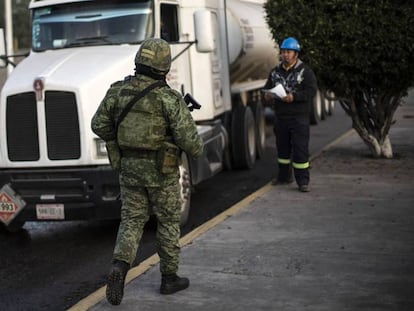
[
  {"xmin": 0, "ymin": 0, "xmax": 31, "ymax": 49},
  {"xmin": 264, "ymin": 0, "xmax": 414, "ymax": 99}
]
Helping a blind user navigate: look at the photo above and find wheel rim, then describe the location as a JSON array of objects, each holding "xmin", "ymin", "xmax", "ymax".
[
  {"xmin": 231, "ymin": 105, "xmax": 256, "ymax": 168},
  {"xmin": 259, "ymin": 119, "xmax": 265, "ymax": 148},
  {"xmin": 248, "ymin": 115, "xmax": 256, "ymax": 160},
  {"xmin": 328, "ymin": 91, "xmax": 335, "ymax": 115},
  {"xmin": 315, "ymin": 91, "xmax": 322, "ymax": 119},
  {"xmin": 249, "ymin": 102, "xmax": 265, "ymax": 159},
  {"xmin": 323, "ymin": 93, "xmax": 330, "ymax": 114}
]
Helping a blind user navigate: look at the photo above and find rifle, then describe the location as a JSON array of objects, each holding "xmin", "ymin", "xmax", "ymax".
[{"xmin": 184, "ymin": 93, "xmax": 201, "ymax": 111}]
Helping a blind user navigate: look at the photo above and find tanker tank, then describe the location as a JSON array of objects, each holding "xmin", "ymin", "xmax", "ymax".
[{"xmin": 226, "ymin": 0, "xmax": 279, "ymax": 84}]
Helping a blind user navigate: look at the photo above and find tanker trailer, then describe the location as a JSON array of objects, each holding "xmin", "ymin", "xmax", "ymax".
[{"xmin": 224, "ymin": 0, "xmax": 279, "ymax": 164}]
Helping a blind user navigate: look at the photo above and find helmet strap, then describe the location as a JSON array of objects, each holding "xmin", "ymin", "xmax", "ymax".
[{"xmin": 135, "ymin": 64, "xmax": 167, "ymax": 81}]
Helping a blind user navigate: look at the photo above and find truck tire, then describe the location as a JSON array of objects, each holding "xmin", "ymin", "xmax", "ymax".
[
  {"xmin": 310, "ymin": 92, "xmax": 322, "ymax": 125},
  {"xmin": 221, "ymin": 113, "xmax": 233, "ymax": 171},
  {"xmin": 326, "ymin": 91, "xmax": 335, "ymax": 115},
  {"xmin": 179, "ymin": 152, "xmax": 191, "ymax": 226},
  {"xmin": 321, "ymin": 91, "xmax": 329, "ymax": 120},
  {"xmin": 231, "ymin": 105, "xmax": 256, "ymax": 169},
  {"xmin": 328, "ymin": 99, "xmax": 335, "ymax": 115},
  {"xmin": 251, "ymin": 101, "xmax": 266, "ymax": 159}
]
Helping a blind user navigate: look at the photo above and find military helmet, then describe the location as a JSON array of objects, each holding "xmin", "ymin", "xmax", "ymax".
[
  {"xmin": 135, "ymin": 38, "xmax": 171, "ymax": 75},
  {"xmin": 280, "ymin": 37, "xmax": 301, "ymax": 52}
]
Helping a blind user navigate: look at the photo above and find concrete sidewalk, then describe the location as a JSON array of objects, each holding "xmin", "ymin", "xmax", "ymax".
[{"xmin": 71, "ymin": 97, "xmax": 414, "ymax": 311}]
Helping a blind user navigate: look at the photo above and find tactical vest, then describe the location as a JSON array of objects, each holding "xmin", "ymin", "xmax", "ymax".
[{"xmin": 116, "ymin": 84, "xmax": 169, "ymax": 151}]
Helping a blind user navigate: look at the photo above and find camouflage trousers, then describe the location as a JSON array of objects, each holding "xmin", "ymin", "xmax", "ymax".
[{"xmin": 113, "ymin": 177, "xmax": 181, "ymax": 275}]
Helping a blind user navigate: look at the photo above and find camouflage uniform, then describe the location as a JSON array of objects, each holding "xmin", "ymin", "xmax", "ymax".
[{"xmin": 91, "ymin": 40, "xmax": 203, "ymax": 276}]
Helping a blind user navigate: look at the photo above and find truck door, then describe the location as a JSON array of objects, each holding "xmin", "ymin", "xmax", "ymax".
[{"xmin": 160, "ymin": 3, "xmax": 191, "ymax": 95}]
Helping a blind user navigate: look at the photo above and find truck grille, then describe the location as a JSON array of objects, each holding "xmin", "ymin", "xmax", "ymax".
[
  {"xmin": 45, "ymin": 91, "xmax": 80, "ymax": 160},
  {"xmin": 6, "ymin": 91, "xmax": 81, "ymax": 161},
  {"xmin": 6, "ymin": 92, "xmax": 40, "ymax": 161}
]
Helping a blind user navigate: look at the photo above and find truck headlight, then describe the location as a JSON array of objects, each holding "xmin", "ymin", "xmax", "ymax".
[{"xmin": 95, "ymin": 138, "xmax": 108, "ymax": 157}]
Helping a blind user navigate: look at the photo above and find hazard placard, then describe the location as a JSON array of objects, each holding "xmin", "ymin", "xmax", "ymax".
[{"xmin": 0, "ymin": 184, "xmax": 26, "ymax": 226}]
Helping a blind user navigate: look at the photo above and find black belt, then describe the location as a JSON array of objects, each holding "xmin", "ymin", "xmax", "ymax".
[{"xmin": 122, "ymin": 149, "xmax": 158, "ymax": 159}]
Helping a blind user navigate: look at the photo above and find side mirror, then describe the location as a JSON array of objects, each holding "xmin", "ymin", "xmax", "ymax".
[
  {"xmin": 0, "ymin": 28, "xmax": 6, "ymax": 68},
  {"xmin": 193, "ymin": 10, "xmax": 215, "ymax": 53}
]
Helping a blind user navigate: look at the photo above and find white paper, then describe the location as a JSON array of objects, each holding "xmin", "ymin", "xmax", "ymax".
[{"xmin": 265, "ymin": 84, "xmax": 287, "ymax": 98}]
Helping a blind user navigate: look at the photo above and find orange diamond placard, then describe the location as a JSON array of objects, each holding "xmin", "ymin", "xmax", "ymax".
[{"xmin": 0, "ymin": 184, "xmax": 26, "ymax": 225}]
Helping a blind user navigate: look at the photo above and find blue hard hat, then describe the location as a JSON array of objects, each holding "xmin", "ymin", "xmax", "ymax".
[{"xmin": 280, "ymin": 37, "xmax": 301, "ymax": 52}]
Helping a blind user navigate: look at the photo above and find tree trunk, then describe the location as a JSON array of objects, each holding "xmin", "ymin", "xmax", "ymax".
[
  {"xmin": 381, "ymin": 135, "xmax": 393, "ymax": 159},
  {"xmin": 339, "ymin": 92, "xmax": 401, "ymax": 159},
  {"xmin": 358, "ymin": 132, "xmax": 393, "ymax": 159}
]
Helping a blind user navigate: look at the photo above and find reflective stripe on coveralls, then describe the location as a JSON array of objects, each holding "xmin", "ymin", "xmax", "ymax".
[
  {"xmin": 278, "ymin": 158, "xmax": 291, "ymax": 164},
  {"xmin": 292, "ymin": 161, "xmax": 310, "ymax": 169}
]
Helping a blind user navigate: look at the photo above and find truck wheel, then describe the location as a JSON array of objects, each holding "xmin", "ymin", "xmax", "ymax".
[
  {"xmin": 221, "ymin": 113, "xmax": 233, "ymax": 171},
  {"xmin": 321, "ymin": 91, "xmax": 329, "ymax": 120},
  {"xmin": 326, "ymin": 91, "xmax": 335, "ymax": 115},
  {"xmin": 251, "ymin": 101, "xmax": 266, "ymax": 159},
  {"xmin": 310, "ymin": 92, "xmax": 322, "ymax": 125},
  {"xmin": 328, "ymin": 99, "xmax": 335, "ymax": 115},
  {"xmin": 179, "ymin": 152, "xmax": 191, "ymax": 226},
  {"xmin": 231, "ymin": 105, "xmax": 256, "ymax": 169}
]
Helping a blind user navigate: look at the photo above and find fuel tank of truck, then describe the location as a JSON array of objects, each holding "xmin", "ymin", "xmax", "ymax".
[{"xmin": 226, "ymin": 0, "xmax": 279, "ymax": 84}]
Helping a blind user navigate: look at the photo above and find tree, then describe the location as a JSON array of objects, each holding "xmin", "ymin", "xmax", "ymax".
[
  {"xmin": 264, "ymin": 0, "xmax": 414, "ymax": 158},
  {"xmin": 13, "ymin": 0, "xmax": 31, "ymax": 49},
  {"xmin": 0, "ymin": 0, "xmax": 31, "ymax": 50}
]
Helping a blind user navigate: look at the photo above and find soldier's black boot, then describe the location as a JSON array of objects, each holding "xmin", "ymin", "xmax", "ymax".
[
  {"xmin": 160, "ymin": 274, "xmax": 190, "ymax": 295},
  {"xmin": 106, "ymin": 259, "xmax": 130, "ymax": 305}
]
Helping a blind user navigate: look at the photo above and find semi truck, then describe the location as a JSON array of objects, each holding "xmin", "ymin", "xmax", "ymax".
[{"xmin": 0, "ymin": 0, "xmax": 327, "ymax": 232}]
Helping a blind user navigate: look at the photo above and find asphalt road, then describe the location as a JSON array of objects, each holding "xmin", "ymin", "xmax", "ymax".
[{"xmin": 0, "ymin": 104, "xmax": 351, "ymax": 311}]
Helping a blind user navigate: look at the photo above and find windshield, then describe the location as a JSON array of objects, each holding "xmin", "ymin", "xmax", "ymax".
[{"xmin": 32, "ymin": 0, "xmax": 153, "ymax": 51}]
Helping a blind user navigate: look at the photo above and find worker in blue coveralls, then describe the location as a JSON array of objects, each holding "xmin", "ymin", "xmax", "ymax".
[{"xmin": 263, "ymin": 37, "xmax": 317, "ymax": 192}]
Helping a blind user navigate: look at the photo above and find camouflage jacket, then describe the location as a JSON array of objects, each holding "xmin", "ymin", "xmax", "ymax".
[{"xmin": 91, "ymin": 74, "xmax": 203, "ymax": 186}]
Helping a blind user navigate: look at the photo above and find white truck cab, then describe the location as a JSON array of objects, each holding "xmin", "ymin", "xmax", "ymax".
[{"xmin": 0, "ymin": 0, "xmax": 278, "ymax": 231}]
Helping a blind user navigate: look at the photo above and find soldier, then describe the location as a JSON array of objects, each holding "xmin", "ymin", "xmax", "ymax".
[{"xmin": 91, "ymin": 38, "xmax": 203, "ymax": 305}]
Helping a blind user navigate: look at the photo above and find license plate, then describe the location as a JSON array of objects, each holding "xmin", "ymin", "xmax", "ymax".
[{"xmin": 36, "ymin": 204, "xmax": 65, "ymax": 220}]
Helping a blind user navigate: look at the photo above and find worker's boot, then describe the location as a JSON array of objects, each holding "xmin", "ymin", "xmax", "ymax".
[
  {"xmin": 160, "ymin": 273, "xmax": 190, "ymax": 295},
  {"xmin": 272, "ymin": 165, "xmax": 293, "ymax": 185},
  {"xmin": 106, "ymin": 259, "xmax": 130, "ymax": 305},
  {"xmin": 299, "ymin": 184, "xmax": 310, "ymax": 192}
]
